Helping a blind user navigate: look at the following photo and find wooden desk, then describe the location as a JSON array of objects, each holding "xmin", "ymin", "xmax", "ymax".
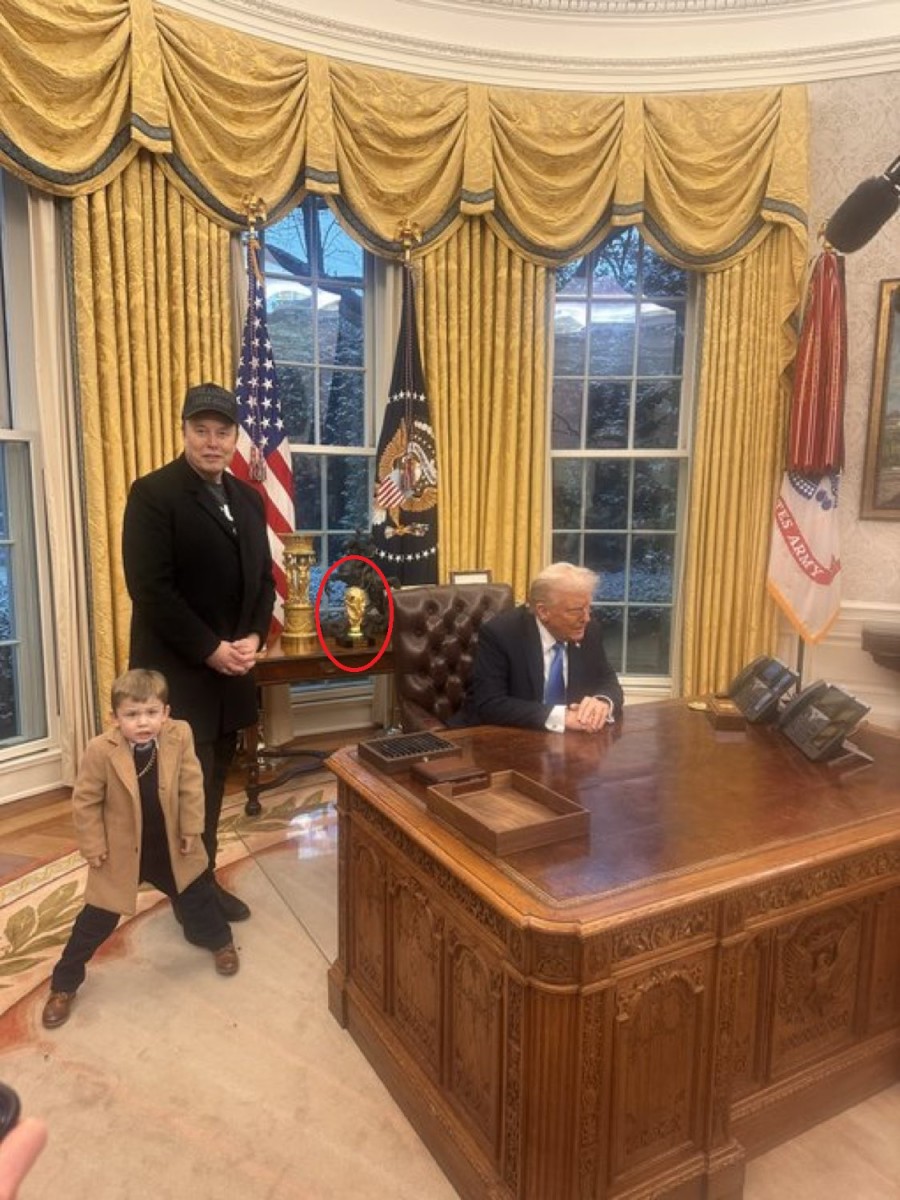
[
  {"xmin": 327, "ymin": 704, "xmax": 900, "ymax": 1200},
  {"xmin": 244, "ymin": 639, "xmax": 394, "ymax": 814}
]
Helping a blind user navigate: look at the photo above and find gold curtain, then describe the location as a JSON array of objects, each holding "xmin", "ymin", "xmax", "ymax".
[
  {"xmin": 420, "ymin": 223, "xmax": 547, "ymax": 599},
  {"xmin": 0, "ymin": 0, "xmax": 810, "ymax": 702},
  {"xmin": 71, "ymin": 152, "xmax": 233, "ymax": 716},
  {"xmin": 0, "ymin": 4, "xmax": 805, "ymax": 257},
  {"xmin": 681, "ymin": 227, "xmax": 802, "ymax": 694}
]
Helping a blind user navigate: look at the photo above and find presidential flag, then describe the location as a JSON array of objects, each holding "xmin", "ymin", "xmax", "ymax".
[
  {"xmin": 371, "ymin": 263, "xmax": 438, "ymax": 585},
  {"xmin": 767, "ymin": 250, "xmax": 845, "ymax": 642},
  {"xmin": 231, "ymin": 233, "xmax": 295, "ymax": 634}
]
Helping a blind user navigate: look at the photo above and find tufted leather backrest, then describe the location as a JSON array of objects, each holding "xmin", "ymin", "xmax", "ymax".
[{"xmin": 392, "ymin": 582, "xmax": 515, "ymax": 731}]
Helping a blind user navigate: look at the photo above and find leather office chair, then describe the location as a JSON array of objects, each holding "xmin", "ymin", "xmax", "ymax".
[{"xmin": 391, "ymin": 582, "xmax": 514, "ymax": 731}]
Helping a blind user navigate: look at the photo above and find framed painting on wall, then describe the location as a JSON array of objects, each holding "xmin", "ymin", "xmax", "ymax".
[{"xmin": 862, "ymin": 277, "xmax": 900, "ymax": 519}]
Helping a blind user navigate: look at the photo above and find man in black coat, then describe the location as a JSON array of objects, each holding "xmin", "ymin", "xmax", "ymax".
[
  {"xmin": 122, "ymin": 383, "xmax": 275, "ymax": 922},
  {"xmin": 459, "ymin": 562, "xmax": 623, "ymax": 732}
]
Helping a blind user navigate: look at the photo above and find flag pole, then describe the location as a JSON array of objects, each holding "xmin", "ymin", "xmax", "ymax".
[{"xmin": 244, "ymin": 196, "xmax": 269, "ymax": 484}]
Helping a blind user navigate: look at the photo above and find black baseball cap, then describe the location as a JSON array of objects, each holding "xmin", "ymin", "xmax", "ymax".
[{"xmin": 181, "ymin": 383, "xmax": 238, "ymax": 424}]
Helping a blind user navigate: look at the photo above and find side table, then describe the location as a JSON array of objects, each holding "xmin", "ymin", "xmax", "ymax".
[{"xmin": 244, "ymin": 638, "xmax": 395, "ymax": 815}]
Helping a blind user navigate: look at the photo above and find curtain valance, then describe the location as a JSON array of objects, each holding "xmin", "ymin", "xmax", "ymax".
[{"xmin": 0, "ymin": 1, "xmax": 807, "ymax": 268}]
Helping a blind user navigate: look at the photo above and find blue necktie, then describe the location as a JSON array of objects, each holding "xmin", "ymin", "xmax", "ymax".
[{"xmin": 544, "ymin": 641, "xmax": 566, "ymax": 705}]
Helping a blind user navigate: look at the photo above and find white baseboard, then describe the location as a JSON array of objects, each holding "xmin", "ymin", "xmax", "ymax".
[{"xmin": 781, "ymin": 602, "xmax": 900, "ymax": 732}]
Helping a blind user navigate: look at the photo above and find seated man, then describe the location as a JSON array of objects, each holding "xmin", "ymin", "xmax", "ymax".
[{"xmin": 457, "ymin": 562, "xmax": 623, "ymax": 731}]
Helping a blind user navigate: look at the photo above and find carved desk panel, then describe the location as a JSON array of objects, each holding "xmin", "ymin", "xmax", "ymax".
[{"xmin": 327, "ymin": 705, "xmax": 900, "ymax": 1200}]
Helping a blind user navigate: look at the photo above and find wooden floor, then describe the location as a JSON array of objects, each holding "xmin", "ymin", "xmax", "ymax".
[
  {"xmin": 0, "ymin": 727, "xmax": 372, "ymax": 887},
  {"xmin": 2, "ymin": 736, "xmax": 898, "ymax": 1198},
  {"xmin": 0, "ymin": 785, "xmax": 75, "ymax": 884}
]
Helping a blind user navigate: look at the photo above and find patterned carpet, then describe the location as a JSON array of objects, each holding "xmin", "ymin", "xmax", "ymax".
[
  {"xmin": 0, "ymin": 774, "xmax": 463, "ymax": 1200},
  {"xmin": 0, "ymin": 783, "xmax": 335, "ymax": 1020}
]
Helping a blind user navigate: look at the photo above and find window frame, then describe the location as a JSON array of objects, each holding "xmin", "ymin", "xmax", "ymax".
[
  {"xmin": 0, "ymin": 172, "xmax": 59, "ymax": 782},
  {"xmin": 548, "ymin": 236, "xmax": 698, "ymax": 690},
  {"xmin": 254, "ymin": 199, "xmax": 395, "ymax": 718},
  {"xmin": 258, "ymin": 198, "xmax": 382, "ymax": 571}
]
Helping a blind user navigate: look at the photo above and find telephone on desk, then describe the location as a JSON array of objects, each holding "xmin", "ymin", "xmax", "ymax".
[
  {"xmin": 728, "ymin": 655, "xmax": 798, "ymax": 723},
  {"xmin": 776, "ymin": 680, "xmax": 870, "ymax": 762}
]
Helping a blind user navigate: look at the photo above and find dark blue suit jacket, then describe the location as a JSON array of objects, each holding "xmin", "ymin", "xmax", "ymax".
[{"xmin": 457, "ymin": 605, "xmax": 623, "ymax": 729}]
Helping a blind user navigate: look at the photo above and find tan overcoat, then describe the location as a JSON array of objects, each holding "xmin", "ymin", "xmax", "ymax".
[{"xmin": 72, "ymin": 718, "xmax": 209, "ymax": 915}]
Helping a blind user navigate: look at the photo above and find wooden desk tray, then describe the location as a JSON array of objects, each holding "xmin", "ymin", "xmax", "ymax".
[
  {"xmin": 426, "ymin": 770, "xmax": 588, "ymax": 855},
  {"xmin": 357, "ymin": 731, "xmax": 460, "ymax": 775}
]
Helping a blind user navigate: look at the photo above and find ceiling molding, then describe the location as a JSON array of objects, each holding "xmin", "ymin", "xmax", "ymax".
[
  {"xmin": 409, "ymin": 0, "xmax": 844, "ymax": 14},
  {"xmin": 164, "ymin": 0, "xmax": 900, "ymax": 89}
]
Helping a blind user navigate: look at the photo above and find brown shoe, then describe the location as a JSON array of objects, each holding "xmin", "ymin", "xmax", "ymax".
[
  {"xmin": 213, "ymin": 943, "xmax": 239, "ymax": 976},
  {"xmin": 42, "ymin": 991, "xmax": 75, "ymax": 1029}
]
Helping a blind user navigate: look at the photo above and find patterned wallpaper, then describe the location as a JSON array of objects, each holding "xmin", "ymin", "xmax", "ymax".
[{"xmin": 809, "ymin": 71, "xmax": 900, "ymax": 605}]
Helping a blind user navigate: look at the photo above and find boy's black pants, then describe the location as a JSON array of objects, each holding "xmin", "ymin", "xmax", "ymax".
[{"xmin": 50, "ymin": 866, "xmax": 231, "ymax": 994}]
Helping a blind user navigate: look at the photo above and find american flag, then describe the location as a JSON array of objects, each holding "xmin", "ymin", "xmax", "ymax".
[{"xmin": 231, "ymin": 234, "xmax": 295, "ymax": 634}]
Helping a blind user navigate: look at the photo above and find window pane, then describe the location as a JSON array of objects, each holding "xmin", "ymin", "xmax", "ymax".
[
  {"xmin": 293, "ymin": 454, "xmax": 322, "ymax": 528},
  {"xmin": 318, "ymin": 289, "xmax": 364, "ymax": 368},
  {"xmin": 551, "ymin": 377, "xmax": 583, "ymax": 449},
  {"xmin": 638, "ymin": 300, "xmax": 685, "ymax": 376},
  {"xmin": 595, "ymin": 605, "xmax": 624, "ymax": 672},
  {"xmin": 554, "ymin": 302, "xmax": 587, "ymax": 374},
  {"xmin": 0, "ymin": 441, "xmax": 47, "ymax": 745},
  {"xmin": 589, "ymin": 302, "xmax": 635, "ymax": 375},
  {"xmin": 327, "ymin": 457, "xmax": 371, "ymax": 530},
  {"xmin": 0, "ymin": 645, "xmax": 15, "ymax": 740},
  {"xmin": 318, "ymin": 207, "xmax": 363, "ymax": 280},
  {"xmin": 630, "ymin": 534, "xmax": 675, "ymax": 603},
  {"xmin": 592, "ymin": 227, "xmax": 639, "ymax": 295},
  {"xmin": 555, "ymin": 257, "xmax": 589, "ymax": 297},
  {"xmin": 326, "ymin": 530, "xmax": 360, "ymax": 564},
  {"xmin": 585, "ymin": 460, "xmax": 628, "ymax": 529},
  {"xmin": 321, "ymin": 369, "xmax": 365, "ymax": 446},
  {"xmin": 586, "ymin": 381, "xmax": 629, "ymax": 449},
  {"xmin": 634, "ymin": 380, "xmax": 680, "ymax": 450},
  {"xmin": 265, "ymin": 210, "xmax": 310, "ymax": 270},
  {"xmin": 641, "ymin": 246, "xmax": 684, "ymax": 298},
  {"xmin": 552, "ymin": 459, "xmax": 582, "ymax": 528},
  {"xmin": 633, "ymin": 460, "xmax": 679, "ymax": 530},
  {"xmin": 268, "ymin": 282, "xmax": 313, "ymax": 361},
  {"xmin": 584, "ymin": 533, "xmax": 626, "ymax": 601},
  {"xmin": 627, "ymin": 607, "xmax": 671, "ymax": 674},
  {"xmin": 552, "ymin": 531, "xmax": 581, "ymax": 563},
  {"xmin": 279, "ymin": 364, "xmax": 315, "ymax": 442},
  {"xmin": 0, "ymin": 546, "xmax": 9, "ymax": 638}
]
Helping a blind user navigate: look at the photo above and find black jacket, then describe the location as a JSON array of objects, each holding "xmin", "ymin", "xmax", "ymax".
[
  {"xmin": 122, "ymin": 455, "xmax": 275, "ymax": 741},
  {"xmin": 458, "ymin": 604, "xmax": 623, "ymax": 729}
]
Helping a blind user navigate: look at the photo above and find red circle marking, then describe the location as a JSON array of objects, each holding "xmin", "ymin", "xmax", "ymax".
[{"xmin": 314, "ymin": 556, "xmax": 395, "ymax": 673}]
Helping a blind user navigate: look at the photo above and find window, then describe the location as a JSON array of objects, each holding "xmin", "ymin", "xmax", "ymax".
[
  {"xmin": 0, "ymin": 175, "xmax": 49, "ymax": 754},
  {"xmin": 551, "ymin": 228, "xmax": 692, "ymax": 679},
  {"xmin": 260, "ymin": 197, "xmax": 376, "ymax": 573}
]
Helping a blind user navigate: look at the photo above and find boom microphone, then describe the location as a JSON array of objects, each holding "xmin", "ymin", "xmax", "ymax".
[{"xmin": 824, "ymin": 154, "xmax": 900, "ymax": 253}]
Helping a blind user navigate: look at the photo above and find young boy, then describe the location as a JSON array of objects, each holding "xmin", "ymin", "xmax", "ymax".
[{"xmin": 42, "ymin": 669, "xmax": 239, "ymax": 1029}]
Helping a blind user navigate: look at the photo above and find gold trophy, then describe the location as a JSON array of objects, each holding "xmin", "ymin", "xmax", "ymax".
[
  {"xmin": 281, "ymin": 534, "xmax": 318, "ymax": 654},
  {"xmin": 344, "ymin": 586, "xmax": 368, "ymax": 642}
]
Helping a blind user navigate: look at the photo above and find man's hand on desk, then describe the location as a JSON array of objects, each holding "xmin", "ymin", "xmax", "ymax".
[{"xmin": 564, "ymin": 696, "xmax": 612, "ymax": 732}]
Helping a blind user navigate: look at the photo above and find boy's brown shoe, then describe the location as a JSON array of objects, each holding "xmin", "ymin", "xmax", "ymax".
[
  {"xmin": 42, "ymin": 991, "xmax": 75, "ymax": 1029},
  {"xmin": 213, "ymin": 943, "xmax": 240, "ymax": 976}
]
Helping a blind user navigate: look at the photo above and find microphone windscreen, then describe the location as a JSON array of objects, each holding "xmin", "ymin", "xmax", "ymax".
[{"xmin": 824, "ymin": 175, "xmax": 900, "ymax": 253}]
